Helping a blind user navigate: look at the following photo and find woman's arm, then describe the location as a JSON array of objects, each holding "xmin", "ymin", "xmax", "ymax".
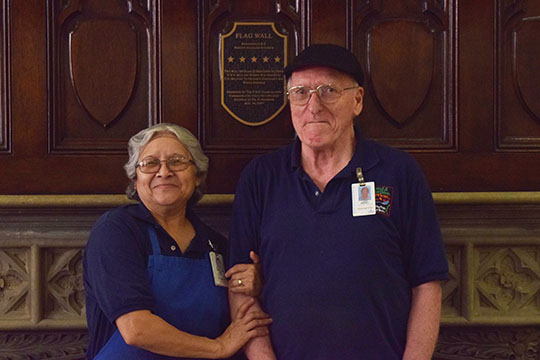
[
  {"xmin": 226, "ymin": 251, "xmax": 263, "ymax": 297},
  {"xmin": 116, "ymin": 299, "xmax": 271, "ymax": 359}
]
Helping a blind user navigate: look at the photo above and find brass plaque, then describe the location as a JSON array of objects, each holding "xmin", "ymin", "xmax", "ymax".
[{"xmin": 220, "ymin": 22, "xmax": 287, "ymax": 126}]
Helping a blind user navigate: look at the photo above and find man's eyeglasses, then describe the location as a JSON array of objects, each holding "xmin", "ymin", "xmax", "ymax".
[
  {"xmin": 287, "ymin": 84, "xmax": 359, "ymax": 106},
  {"xmin": 136, "ymin": 156, "xmax": 195, "ymax": 174}
]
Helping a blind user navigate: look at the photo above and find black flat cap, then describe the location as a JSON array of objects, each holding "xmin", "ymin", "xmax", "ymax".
[{"xmin": 284, "ymin": 44, "xmax": 364, "ymax": 85}]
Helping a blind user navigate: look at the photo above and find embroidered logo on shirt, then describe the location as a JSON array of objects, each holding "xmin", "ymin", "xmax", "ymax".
[{"xmin": 375, "ymin": 186, "xmax": 394, "ymax": 216}]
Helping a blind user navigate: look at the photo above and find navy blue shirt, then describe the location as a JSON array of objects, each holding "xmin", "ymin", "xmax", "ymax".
[
  {"xmin": 229, "ymin": 131, "xmax": 449, "ymax": 359},
  {"xmin": 83, "ymin": 202, "xmax": 229, "ymax": 359}
]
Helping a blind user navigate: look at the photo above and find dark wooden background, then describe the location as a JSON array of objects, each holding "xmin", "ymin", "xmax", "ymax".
[
  {"xmin": 1, "ymin": 0, "xmax": 539, "ymax": 194},
  {"xmin": 1, "ymin": 2, "xmax": 540, "ymax": 359}
]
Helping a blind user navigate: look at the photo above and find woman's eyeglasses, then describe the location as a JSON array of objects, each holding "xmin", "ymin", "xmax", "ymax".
[{"xmin": 136, "ymin": 156, "xmax": 195, "ymax": 174}]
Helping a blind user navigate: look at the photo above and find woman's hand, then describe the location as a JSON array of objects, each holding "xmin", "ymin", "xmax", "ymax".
[
  {"xmin": 226, "ymin": 251, "xmax": 263, "ymax": 297},
  {"xmin": 214, "ymin": 298, "xmax": 272, "ymax": 358}
]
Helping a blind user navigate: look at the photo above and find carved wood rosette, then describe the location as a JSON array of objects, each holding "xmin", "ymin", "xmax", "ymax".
[
  {"xmin": 0, "ymin": 211, "xmax": 88, "ymax": 328},
  {"xmin": 0, "ymin": 249, "xmax": 30, "ymax": 320},
  {"xmin": 44, "ymin": 248, "xmax": 85, "ymax": 319},
  {"xmin": 474, "ymin": 246, "xmax": 540, "ymax": 317}
]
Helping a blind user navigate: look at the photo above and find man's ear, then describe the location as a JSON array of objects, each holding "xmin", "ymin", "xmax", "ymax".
[{"xmin": 353, "ymin": 87, "xmax": 364, "ymax": 116}]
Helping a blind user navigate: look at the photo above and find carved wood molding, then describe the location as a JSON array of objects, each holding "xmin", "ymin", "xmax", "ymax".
[
  {"xmin": 0, "ymin": 331, "xmax": 87, "ymax": 359},
  {"xmin": 1, "ymin": 192, "xmax": 540, "ymax": 208},
  {"xmin": 0, "ymin": 327, "xmax": 538, "ymax": 360},
  {"xmin": 435, "ymin": 326, "xmax": 540, "ymax": 360}
]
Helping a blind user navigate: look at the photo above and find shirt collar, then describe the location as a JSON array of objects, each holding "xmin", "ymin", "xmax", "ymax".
[
  {"xmin": 289, "ymin": 126, "xmax": 380, "ymax": 179},
  {"xmin": 126, "ymin": 202, "xmax": 212, "ymax": 254}
]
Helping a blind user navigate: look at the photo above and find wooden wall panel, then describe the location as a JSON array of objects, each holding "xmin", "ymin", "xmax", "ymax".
[
  {"xmin": 10, "ymin": 0, "xmax": 48, "ymax": 161},
  {"xmin": 497, "ymin": 0, "xmax": 540, "ymax": 150},
  {"xmin": 415, "ymin": 0, "xmax": 540, "ymax": 192},
  {"xmin": 351, "ymin": 0, "xmax": 456, "ymax": 150},
  {"xmin": 48, "ymin": 0, "xmax": 155, "ymax": 153},
  {"xmin": 1, "ymin": 0, "xmax": 162, "ymax": 194},
  {"xmin": 0, "ymin": 0, "xmax": 8, "ymax": 153},
  {"xmin": 199, "ymin": 0, "xmax": 302, "ymax": 192},
  {"xmin": 200, "ymin": 0, "xmax": 297, "ymax": 153},
  {"xmin": 161, "ymin": 0, "xmax": 198, "ymax": 134},
  {"xmin": 311, "ymin": 0, "xmax": 346, "ymax": 45},
  {"xmin": 1, "ymin": 0, "xmax": 539, "ymax": 192}
]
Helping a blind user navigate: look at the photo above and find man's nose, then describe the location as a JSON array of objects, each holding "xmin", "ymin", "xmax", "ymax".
[{"xmin": 306, "ymin": 90, "xmax": 323, "ymax": 112}]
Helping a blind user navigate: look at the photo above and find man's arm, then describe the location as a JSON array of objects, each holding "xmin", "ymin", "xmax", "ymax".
[
  {"xmin": 402, "ymin": 280, "xmax": 442, "ymax": 360},
  {"xmin": 229, "ymin": 291, "xmax": 276, "ymax": 360}
]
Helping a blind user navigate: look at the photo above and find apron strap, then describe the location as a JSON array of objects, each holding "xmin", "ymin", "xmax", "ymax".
[{"xmin": 147, "ymin": 226, "xmax": 162, "ymax": 256}]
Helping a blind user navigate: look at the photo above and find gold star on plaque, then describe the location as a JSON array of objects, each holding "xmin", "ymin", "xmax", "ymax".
[
  {"xmin": 228, "ymin": 56, "xmax": 234, "ymax": 63},
  {"xmin": 251, "ymin": 56, "xmax": 258, "ymax": 63},
  {"xmin": 263, "ymin": 56, "xmax": 269, "ymax": 63},
  {"xmin": 240, "ymin": 56, "xmax": 246, "ymax": 63},
  {"xmin": 274, "ymin": 56, "xmax": 281, "ymax": 63}
]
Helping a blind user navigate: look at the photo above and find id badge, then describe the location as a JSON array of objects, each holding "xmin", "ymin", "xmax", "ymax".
[
  {"xmin": 351, "ymin": 181, "xmax": 376, "ymax": 217},
  {"xmin": 209, "ymin": 252, "xmax": 228, "ymax": 287}
]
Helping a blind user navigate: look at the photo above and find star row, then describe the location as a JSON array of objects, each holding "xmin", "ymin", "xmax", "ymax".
[{"xmin": 227, "ymin": 56, "xmax": 281, "ymax": 63}]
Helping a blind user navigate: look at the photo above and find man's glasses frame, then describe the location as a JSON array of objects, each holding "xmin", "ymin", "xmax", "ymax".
[{"xmin": 287, "ymin": 84, "xmax": 359, "ymax": 106}]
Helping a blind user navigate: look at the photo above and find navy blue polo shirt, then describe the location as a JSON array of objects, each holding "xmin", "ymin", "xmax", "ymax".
[
  {"xmin": 83, "ymin": 202, "xmax": 228, "ymax": 359},
  {"xmin": 229, "ymin": 131, "xmax": 449, "ymax": 359}
]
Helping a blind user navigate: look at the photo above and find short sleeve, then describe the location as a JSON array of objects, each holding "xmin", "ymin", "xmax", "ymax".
[
  {"xmin": 84, "ymin": 212, "xmax": 155, "ymax": 322},
  {"xmin": 401, "ymin": 159, "xmax": 449, "ymax": 287}
]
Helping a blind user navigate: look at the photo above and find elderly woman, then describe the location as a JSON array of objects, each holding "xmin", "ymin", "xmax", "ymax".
[{"xmin": 83, "ymin": 123, "xmax": 269, "ymax": 359}]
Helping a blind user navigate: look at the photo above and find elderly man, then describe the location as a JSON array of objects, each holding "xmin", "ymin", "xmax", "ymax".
[{"xmin": 227, "ymin": 44, "xmax": 449, "ymax": 359}]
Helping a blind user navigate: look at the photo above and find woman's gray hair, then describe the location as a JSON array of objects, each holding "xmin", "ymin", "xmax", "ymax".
[{"xmin": 124, "ymin": 123, "xmax": 209, "ymax": 207}]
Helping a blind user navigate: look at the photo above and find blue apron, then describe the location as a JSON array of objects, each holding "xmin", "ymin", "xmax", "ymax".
[{"xmin": 95, "ymin": 226, "xmax": 230, "ymax": 359}]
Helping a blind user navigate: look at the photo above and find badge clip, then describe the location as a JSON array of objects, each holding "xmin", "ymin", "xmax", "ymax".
[{"xmin": 356, "ymin": 167, "xmax": 365, "ymax": 185}]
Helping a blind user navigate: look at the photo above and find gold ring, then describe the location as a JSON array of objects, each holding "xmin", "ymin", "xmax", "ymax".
[{"xmin": 237, "ymin": 279, "xmax": 243, "ymax": 286}]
